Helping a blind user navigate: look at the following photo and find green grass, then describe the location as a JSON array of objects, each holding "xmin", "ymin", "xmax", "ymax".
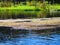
[
  {"xmin": 49, "ymin": 4, "xmax": 60, "ymax": 10},
  {"xmin": 0, "ymin": 3, "xmax": 60, "ymax": 19},
  {"xmin": 0, "ymin": 5, "xmax": 36, "ymax": 10},
  {"xmin": 0, "ymin": 4, "xmax": 60, "ymax": 11},
  {"xmin": 0, "ymin": 5, "xmax": 42, "ymax": 19}
]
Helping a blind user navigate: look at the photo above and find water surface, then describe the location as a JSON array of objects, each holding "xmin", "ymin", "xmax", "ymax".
[{"xmin": 0, "ymin": 28, "xmax": 60, "ymax": 45}]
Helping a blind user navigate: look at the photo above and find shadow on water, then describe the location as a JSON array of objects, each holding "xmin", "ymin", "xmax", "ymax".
[{"xmin": 0, "ymin": 27, "xmax": 60, "ymax": 45}]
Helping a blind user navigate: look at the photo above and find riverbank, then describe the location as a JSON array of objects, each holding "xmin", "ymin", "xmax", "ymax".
[
  {"xmin": 0, "ymin": 4, "xmax": 60, "ymax": 18},
  {"xmin": 0, "ymin": 17, "xmax": 60, "ymax": 30}
]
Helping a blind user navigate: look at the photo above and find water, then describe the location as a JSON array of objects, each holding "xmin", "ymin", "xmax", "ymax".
[{"xmin": 0, "ymin": 28, "xmax": 60, "ymax": 45}]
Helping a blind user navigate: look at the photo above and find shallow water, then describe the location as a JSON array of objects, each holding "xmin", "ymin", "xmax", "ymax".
[{"xmin": 0, "ymin": 28, "xmax": 60, "ymax": 45}]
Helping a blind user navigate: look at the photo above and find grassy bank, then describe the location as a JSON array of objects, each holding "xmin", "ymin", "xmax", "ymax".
[
  {"xmin": 0, "ymin": 5, "xmax": 42, "ymax": 19},
  {"xmin": 0, "ymin": 3, "xmax": 60, "ymax": 19}
]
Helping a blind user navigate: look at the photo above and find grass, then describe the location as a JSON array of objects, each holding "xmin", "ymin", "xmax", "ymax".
[
  {"xmin": 0, "ymin": 2, "xmax": 60, "ymax": 19},
  {"xmin": 0, "ymin": 5, "xmax": 36, "ymax": 10},
  {"xmin": 0, "ymin": 5, "xmax": 42, "ymax": 19},
  {"xmin": 49, "ymin": 4, "xmax": 60, "ymax": 10}
]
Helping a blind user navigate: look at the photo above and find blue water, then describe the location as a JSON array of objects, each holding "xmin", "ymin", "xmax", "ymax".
[{"xmin": 0, "ymin": 29, "xmax": 60, "ymax": 45}]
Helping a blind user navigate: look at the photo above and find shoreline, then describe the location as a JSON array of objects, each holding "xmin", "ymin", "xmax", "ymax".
[{"xmin": 0, "ymin": 17, "xmax": 60, "ymax": 30}]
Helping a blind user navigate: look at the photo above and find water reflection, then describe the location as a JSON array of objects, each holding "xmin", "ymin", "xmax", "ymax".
[{"xmin": 0, "ymin": 28, "xmax": 60, "ymax": 45}]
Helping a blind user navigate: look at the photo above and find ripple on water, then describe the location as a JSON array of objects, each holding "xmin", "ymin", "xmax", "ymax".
[{"xmin": 0, "ymin": 30, "xmax": 60, "ymax": 45}]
